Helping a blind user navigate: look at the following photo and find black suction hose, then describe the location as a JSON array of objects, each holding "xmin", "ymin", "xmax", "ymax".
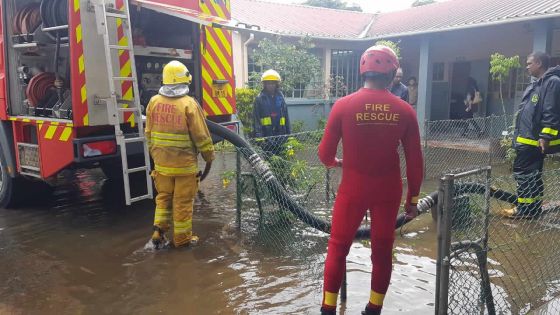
[{"xmin": 206, "ymin": 120, "xmax": 440, "ymax": 239}]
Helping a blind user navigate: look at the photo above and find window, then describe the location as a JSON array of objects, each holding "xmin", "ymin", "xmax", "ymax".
[
  {"xmin": 247, "ymin": 46, "xmax": 262, "ymax": 88},
  {"xmin": 330, "ymin": 50, "xmax": 361, "ymax": 97},
  {"xmin": 432, "ymin": 62, "xmax": 445, "ymax": 81}
]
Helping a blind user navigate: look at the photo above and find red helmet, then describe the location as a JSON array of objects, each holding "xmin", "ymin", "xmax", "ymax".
[{"xmin": 359, "ymin": 45, "xmax": 399, "ymax": 76}]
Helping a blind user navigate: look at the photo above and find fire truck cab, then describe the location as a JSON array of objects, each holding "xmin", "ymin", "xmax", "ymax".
[{"xmin": 0, "ymin": 0, "xmax": 236, "ymax": 207}]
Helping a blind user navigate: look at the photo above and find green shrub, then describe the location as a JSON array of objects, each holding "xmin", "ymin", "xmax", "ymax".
[{"xmin": 235, "ymin": 87, "xmax": 259, "ymax": 136}]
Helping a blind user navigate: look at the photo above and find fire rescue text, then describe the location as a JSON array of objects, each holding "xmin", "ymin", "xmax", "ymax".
[
  {"xmin": 150, "ymin": 103, "xmax": 185, "ymax": 128},
  {"xmin": 356, "ymin": 104, "xmax": 400, "ymax": 122}
]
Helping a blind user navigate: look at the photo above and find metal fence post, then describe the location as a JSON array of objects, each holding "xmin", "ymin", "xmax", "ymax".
[
  {"xmin": 436, "ymin": 174, "xmax": 454, "ymax": 315},
  {"xmin": 341, "ymin": 261, "xmax": 347, "ymax": 302},
  {"xmin": 481, "ymin": 167, "xmax": 496, "ymax": 315},
  {"xmin": 325, "ymin": 168, "xmax": 331, "ymax": 203},
  {"xmin": 236, "ymin": 149, "xmax": 242, "ymax": 229},
  {"xmin": 487, "ymin": 116, "xmax": 493, "ymax": 166},
  {"xmin": 424, "ymin": 119, "xmax": 429, "ymax": 180}
]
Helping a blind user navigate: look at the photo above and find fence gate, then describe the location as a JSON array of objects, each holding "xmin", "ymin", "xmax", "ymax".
[{"xmin": 435, "ymin": 167, "xmax": 494, "ymax": 315}]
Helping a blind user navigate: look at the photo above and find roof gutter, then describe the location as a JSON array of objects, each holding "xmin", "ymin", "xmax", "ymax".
[
  {"xmin": 368, "ymin": 12, "xmax": 560, "ymax": 40},
  {"xmin": 234, "ymin": 12, "xmax": 560, "ymax": 42}
]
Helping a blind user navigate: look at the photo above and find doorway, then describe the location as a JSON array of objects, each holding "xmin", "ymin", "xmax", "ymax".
[{"xmin": 449, "ymin": 62, "xmax": 471, "ymax": 119}]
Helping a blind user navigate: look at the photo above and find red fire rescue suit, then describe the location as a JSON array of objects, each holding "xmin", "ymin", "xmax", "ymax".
[{"xmin": 318, "ymin": 88, "xmax": 423, "ymax": 312}]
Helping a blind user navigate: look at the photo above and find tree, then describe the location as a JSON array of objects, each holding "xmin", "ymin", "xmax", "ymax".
[
  {"xmin": 489, "ymin": 53, "xmax": 520, "ymax": 118},
  {"xmin": 250, "ymin": 37, "xmax": 322, "ymax": 97},
  {"xmin": 303, "ymin": 0, "xmax": 362, "ymax": 12},
  {"xmin": 375, "ymin": 40, "xmax": 401, "ymax": 59},
  {"xmin": 412, "ymin": 0, "xmax": 436, "ymax": 7},
  {"xmin": 490, "ymin": 53, "xmax": 521, "ymax": 162}
]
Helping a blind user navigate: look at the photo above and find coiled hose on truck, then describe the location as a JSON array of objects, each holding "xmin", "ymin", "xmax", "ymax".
[{"xmin": 206, "ymin": 120, "xmax": 442, "ymax": 239}]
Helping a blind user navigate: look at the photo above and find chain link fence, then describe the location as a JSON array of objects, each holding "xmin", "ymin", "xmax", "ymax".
[
  {"xmin": 436, "ymin": 167, "xmax": 560, "ymax": 315},
  {"xmin": 423, "ymin": 115, "xmax": 514, "ymax": 179}
]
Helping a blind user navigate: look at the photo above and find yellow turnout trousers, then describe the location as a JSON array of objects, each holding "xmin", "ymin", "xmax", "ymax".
[{"xmin": 152, "ymin": 171, "xmax": 199, "ymax": 247}]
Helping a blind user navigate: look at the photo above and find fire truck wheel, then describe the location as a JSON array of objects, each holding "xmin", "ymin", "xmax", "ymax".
[{"xmin": 0, "ymin": 155, "xmax": 24, "ymax": 208}]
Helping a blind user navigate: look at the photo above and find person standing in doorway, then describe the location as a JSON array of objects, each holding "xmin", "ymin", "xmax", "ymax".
[
  {"xmin": 407, "ymin": 76, "xmax": 418, "ymax": 109},
  {"xmin": 252, "ymin": 69, "xmax": 291, "ymax": 156},
  {"xmin": 501, "ymin": 52, "xmax": 560, "ymax": 219},
  {"xmin": 146, "ymin": 60, "xmax": 215, "ymax": 249},
  {"xmin": 461, "ymin": 77, "xmax": 483, "ymax": 137},
  {"xmin": 318, "ymin": 45, "xmax": 424, "ymax": 315},
  {"xmin": 390, "ymin": 67, "xmax": 409, "ymax": 103}
]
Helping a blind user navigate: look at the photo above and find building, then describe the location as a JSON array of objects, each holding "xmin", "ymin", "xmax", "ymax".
[{"xmin": 231, "ymin": 0, "xmax": 560, "ymax": 132}]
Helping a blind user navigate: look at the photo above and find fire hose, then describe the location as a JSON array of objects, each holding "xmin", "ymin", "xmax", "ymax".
[
  {"xmin": 13, "ymin": 3, "xmax": 42, "ymax": 36},
  {"xmin": 40, "ymin": 0, "xmax": 68, "ymax": 38},
  {"xmin": 26, "ymin": 72, "xmax": 56, "ymax": 107},
  {"xmin": 206, "ymin": 120, "xmax": 439, "ymax": 239}
]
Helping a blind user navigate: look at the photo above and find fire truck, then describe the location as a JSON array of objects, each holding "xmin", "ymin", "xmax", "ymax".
[{"xmin": 0, "ymin": 0, "xmax": 237, "ymax": 207}]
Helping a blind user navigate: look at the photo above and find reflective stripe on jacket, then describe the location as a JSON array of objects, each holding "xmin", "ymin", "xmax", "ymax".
[
  {"xmin": 253, "ymin": 91, "xmax": 290, "ymax": 137},
  {"xmin": 145, "ymin": 94, "xmax": 215, "ymax": 176},
  {"xmin": 513, "ymin": 66, "xmax": 560, "ymax": 154}
]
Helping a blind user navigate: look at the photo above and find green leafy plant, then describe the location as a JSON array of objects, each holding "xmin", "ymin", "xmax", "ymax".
[
  {"xmin": 221, "ymin": 170, "xmax": 236, "ymax": 188},
  {"xmin": 490, "ymin": 53, "xmax": 520, "ymax": 118},
  {"xmin": 249, "ymin": 37, "xmax": 322, "ymax": 96},
  {"xmin": 291, "ymin": 120, "xmax": 305, "ymax": 133},
  {"xmin": 235, "ymin": 87, "xmax": 259, "ymax": 136},
  {"xmin": 375, "ymin": 40, "xmax": 401, "ymax": 59},
  {"xmin": 490, "ymin": 53, "xmax": 520, "ymax": 164}
]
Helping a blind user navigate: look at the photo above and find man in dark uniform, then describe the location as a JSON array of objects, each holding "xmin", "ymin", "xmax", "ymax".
[{"xmin": 501, "ymin": 52, "xmax": 560, "ymax": 219}]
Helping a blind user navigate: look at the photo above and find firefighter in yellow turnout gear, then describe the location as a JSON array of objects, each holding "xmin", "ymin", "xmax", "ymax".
[{"xmin": 145, "ymin": 60, "xmax": 215, "ymax": 248}]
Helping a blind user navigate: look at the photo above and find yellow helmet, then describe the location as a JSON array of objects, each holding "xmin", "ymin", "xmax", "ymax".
[
  {"xmin": 162, "ymin": 60, "xmax": 192, "ymax": 85},
  {"xmin": 261, "ymin": 69, "xmax": 281, "ymax": 82}
]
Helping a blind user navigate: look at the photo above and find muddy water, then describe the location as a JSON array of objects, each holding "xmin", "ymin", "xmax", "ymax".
[{"xmin": 0, "ymin": 152, "xmax": 440, "ymax": 315}]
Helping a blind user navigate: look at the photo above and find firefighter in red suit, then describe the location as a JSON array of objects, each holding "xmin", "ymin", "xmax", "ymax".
[{"xmin": 318, "ymin": 46, "xmax": 424, "ymax": 315}]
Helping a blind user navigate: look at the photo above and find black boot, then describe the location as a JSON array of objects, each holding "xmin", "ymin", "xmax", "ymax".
[{"xmin": 361, "ymin": 307, "xmax": 381, "ymax": 315}]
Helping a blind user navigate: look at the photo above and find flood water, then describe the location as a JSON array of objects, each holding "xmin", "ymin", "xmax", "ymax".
[{"xmin": 0, "ymin": 152, "xmax": 454, "ymax": 315}]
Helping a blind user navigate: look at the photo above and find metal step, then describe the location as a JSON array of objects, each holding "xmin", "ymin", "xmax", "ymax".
[
  {"xmin": 109, "ymin": 44, "xmax": 131, "ymax": 50},
  {"xmin": 112, "ymin": 76, "xmax": 137, "ymax": 82},
  {"xmin": 123, "ymin": 137, "xmax": 145, "ymax": 143},
  {"xmin": 118, "ymin": 107, "xmax": 141, "ymax": 113},
  {"xmin": 130, "ymin": 195, "xmax": 152, "ymax": 203},
  {"xmin": 127, "ymin": 166, "xmax": 148, "ymax": 173},
  {"xmin": 105, "ymin": 12, "xmax": 127, "ymax": 19}
]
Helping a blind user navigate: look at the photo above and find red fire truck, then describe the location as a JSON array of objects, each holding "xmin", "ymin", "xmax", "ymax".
[{"xmin": 0, "ymin": 0, "xmax": 236, "ymax": 207}]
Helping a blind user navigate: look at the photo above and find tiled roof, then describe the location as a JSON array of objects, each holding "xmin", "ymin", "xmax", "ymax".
[
  {"xmin": 231, "ymin": 0, "xmax": 560, "ymax": 40},
  {"xmin": 231, "ymin": 0, "xmax": 376, "ymax": 39},
  {"xmin": 368, "ymin": 0, "xmax": 560, "ymax": 38}
]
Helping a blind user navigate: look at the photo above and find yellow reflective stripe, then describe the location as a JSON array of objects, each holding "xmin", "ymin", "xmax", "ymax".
[
  {"xmin": 369, "ymin": 290, "xmax": 385, "ymax": 306},
  {"xmin": 196, "ymin": 138, "xmax": 214, "ymax": 153},
  {"xmin": 280, "ymin": 117, "xmax": 286, "ymax": 126},
  {"xmin": 551, "ymin": 139, "xmax": 560, "ymax": 146},
  {"xmin": 155, "ymin": 208, "xmax": 171, "ymax": 215},
  {"xmin": 151, "ymin": 131, "xmax": 189, "ymax": 140},
  {"xmin": 174, "ymin": 220, "xmax": 193, "ymax": 233},
  {"xmin": 518, "ymin": 197, "xmax": 540, "ymax": 204},
  {"xmin": 261, "ymin": 117, "xmax": 272, "ymax": 126},
  {"xmin": 516, "ymin": 136, "xmax": 539, "ymax": 146},
  {"xmin": 323, "ymin": 291, "xmax": 338, "ymax": 307},
  {"xmin": 542, "ymin": 127, "xmax": 559, "ymax": 136},
  {"xmin": 411, "ymin": 196, "xmax": 419, "ymax": 204},
  {"xmin": 155, "ymin": 164, "xmax": 197, "ymax": 175},
  {"xmin": 150, "ymin": 139, "xmax": 192, "ymax": 148}
]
